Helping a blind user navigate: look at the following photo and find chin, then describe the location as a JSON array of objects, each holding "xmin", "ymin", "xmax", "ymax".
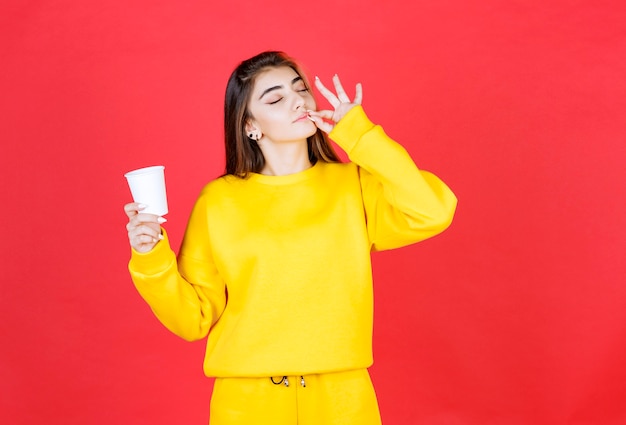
[{"xmin": 305, "ymin": 125, "xmax": 318, "ymax": 138}]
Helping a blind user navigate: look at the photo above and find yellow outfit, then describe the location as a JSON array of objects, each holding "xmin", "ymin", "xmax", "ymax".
[
  {"xmin": 129, "ymin": 106, "xmax": 457, "ymax": 423},
  {"xmin": 210, "ymin": 370, "xmax": 380, "ymax": 425}
]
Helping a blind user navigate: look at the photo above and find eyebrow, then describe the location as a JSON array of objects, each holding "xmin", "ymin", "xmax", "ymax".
[{"xmin": 258, "ymin": 76, "xmax": 303, "ymax": 100}]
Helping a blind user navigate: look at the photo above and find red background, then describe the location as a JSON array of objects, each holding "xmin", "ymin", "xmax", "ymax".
[{"xmin": 2, "ymin": 1, "xmax": 625, "ymax": 424}]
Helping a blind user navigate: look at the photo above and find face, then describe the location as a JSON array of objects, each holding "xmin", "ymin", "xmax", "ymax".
[{"xmin": 246, "ymin": 66, "xmax": 317, "ymax": 144}]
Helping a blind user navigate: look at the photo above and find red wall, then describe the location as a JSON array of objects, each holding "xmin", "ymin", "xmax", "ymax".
[{"xmin": 2, "ymin": 1, "xmax": 625, "ymax": 424}]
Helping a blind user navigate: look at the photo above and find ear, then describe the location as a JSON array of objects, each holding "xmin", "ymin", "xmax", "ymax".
[{"xmin": 244, "ymin": 119, "xmax": 258, "ymax": 134}]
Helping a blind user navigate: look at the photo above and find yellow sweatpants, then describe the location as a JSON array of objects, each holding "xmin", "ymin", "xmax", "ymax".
[{"xmin": 209, "ymin": 369, "xmax": 382, "ymax": 425}]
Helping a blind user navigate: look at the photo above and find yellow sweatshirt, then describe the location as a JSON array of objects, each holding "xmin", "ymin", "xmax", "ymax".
[{"xmin": 129, "ymin": 106, "xmax": 457, "ymax": 378}]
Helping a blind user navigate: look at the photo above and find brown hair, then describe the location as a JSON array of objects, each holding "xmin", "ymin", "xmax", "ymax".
[{"xmin": 224, "ymin": 51, "xmax": 340, "ymax": 177}]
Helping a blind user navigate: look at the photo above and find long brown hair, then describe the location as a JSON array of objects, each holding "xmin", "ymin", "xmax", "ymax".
[{"xmin": 224, "ymin": 51, "xmax": 340, "ymax": 177}]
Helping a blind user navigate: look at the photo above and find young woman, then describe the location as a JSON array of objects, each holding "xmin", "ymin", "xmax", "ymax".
[{"xmin": 124, "ymin": 51, "xmax": 457, "ymax": 424}]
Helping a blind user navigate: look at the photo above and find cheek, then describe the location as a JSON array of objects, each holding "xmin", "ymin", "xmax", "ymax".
[
  {"xmin": 254, "ymin": 111, "xmax": 285, "ymax": 134},
  {"xmin": 264, "ymin": 110, "xmax": 287, "ymax": 127}
]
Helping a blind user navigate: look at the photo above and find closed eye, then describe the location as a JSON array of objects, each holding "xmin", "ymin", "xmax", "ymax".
[
  {"xmin": 294, "ymin": 80, "xmax": 309, "ymax": 93},
  {"xmin": 268, "ymin": 97, "xmax": 283, "ymax": 105}
]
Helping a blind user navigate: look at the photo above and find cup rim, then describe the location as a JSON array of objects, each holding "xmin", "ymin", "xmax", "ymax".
[{"xmin": 124, "ymin": 165, "xmax": 165, "ymax": 178}]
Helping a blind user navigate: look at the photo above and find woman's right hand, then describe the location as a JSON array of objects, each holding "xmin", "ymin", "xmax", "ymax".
[{"xmin": 124, "ymin": 202, "xmax": 166, "ymax": 253}]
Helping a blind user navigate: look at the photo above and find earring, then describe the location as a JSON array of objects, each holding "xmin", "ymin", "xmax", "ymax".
[{"xmin": 248, "ymin": 133, "xmax": 255, "ymax": 140}]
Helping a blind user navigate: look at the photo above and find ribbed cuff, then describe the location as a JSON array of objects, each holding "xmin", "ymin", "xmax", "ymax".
[{"xmin": 328, "ymin": 105, "xmax": 376, "ymax": 154}]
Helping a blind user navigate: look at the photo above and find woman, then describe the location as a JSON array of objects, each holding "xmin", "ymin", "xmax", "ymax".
[{"xmin": 124, "ymin": 51, "xmax": 457, "ymax": 424}]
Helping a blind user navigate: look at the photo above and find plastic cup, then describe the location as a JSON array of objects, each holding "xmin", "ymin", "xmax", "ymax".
[{"xmin": 124, "ymin": 165, "xmax": 169, "ymax": 216}]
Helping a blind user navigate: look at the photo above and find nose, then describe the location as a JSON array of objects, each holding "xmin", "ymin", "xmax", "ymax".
[{"xmin": 292, "ymin": 90, "xmax": 306, "ymax": 110}]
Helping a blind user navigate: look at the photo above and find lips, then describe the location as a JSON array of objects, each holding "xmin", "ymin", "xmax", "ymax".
[{"xmin": 293, "ymin": 113, "xmax": 309, "ymax": 123}]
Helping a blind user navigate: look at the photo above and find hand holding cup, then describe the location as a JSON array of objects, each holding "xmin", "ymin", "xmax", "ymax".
[
  {"xmin": 124, "ymin": 165, "xmax": 169, "ymax": 253},
  {"xmin": 124, "ymin": 203, "xmax": 166, "ymax": 253}
]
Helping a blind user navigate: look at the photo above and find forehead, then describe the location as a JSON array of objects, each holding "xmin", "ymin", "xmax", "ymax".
[{"xmin": 252, "ymin": 66, "xmax": 301, "ymax": 93}]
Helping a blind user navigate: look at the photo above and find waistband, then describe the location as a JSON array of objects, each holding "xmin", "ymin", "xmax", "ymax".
[{"xmin": 270, "ymin": 376, "xmax": 306, "ymax": 387}]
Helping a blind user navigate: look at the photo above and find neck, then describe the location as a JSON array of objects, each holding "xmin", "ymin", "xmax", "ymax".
[{"xmin": 259, "ymin": 140, "xmax": 312, "ymax": 176}]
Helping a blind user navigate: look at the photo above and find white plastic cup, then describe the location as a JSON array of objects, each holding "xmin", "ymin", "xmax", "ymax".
[{"xmin": 124, "ymin": 165, "xmax": 169, "ymax": 216}]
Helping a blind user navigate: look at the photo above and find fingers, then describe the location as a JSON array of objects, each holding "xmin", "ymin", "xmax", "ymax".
[
  {"xmin": 314, "ymin": 76, "xmax": 340, "ymax": 109},
  {"xmin": 315, "ymin": 75, "xmax": 363, "ymax": 107},
  {"xmin": 127, "ymin": 220, "xmax": 164, "ymax": 252},
  {"xmin": 124, "ymin": 202, "xmax": 146, "ymax": 218},
  {"xmin": 128, "ymin": 222, "xmax": 163, "ymax": 241},
  {"xmin": 332, "ymin": 74, "xmax": 351, "ymax": 104},
  {"xmin": 124, "ymin": 202, "xmax": 167, "ymax": 252},
  {"xmin": 308, "ymin": 109, "xmax": 334, "ymax": 120},
  {"xmin": 126, "ymin": 215, "xmax": 165, "ymax": 231},
  {"xmin": 130, "ymin": 235, "xmax": 161, "ymax": 254},
  {"xmin": 307, "ymin": 111, "xmax": 335, "ymax": 133},
  {"xmin": 354, "ymin": 83, "xmax": 363, "ymax": 105},
  {"xmin": 127, "ymin": 213, "xmax": 166, "ymax": 237},
  {"xmin": 129, "ymin": 212, "xmax": 166, "ymax": 226}
]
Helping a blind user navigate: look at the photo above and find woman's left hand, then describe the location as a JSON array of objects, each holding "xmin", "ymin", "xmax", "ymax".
[{"xmin": 308, "ymin": 74, "xmax": 362, "ymax": 133}]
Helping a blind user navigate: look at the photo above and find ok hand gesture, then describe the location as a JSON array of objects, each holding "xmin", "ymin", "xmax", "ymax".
[{"xmin": 308, "ymin": 74, "xmax": 362, "ymax": 133}]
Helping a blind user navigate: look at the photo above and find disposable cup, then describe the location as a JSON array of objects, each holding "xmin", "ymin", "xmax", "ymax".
[{"xmin": 124, "ymin": 165, "xmax": 169, "ymax": 216}]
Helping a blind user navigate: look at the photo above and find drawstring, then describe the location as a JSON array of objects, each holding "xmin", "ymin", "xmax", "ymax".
[
  {"xmin": 270, "ymin": 376, "xmax": 306, "ymax": 387},
  {"xmin": 271, "ymin": 376, "xmax": 289, "ymax": 387}
]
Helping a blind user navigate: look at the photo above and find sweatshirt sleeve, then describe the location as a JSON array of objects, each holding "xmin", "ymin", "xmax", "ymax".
[
  {"xmin": 328, "ymin": 105, "xmax": 457, "ymax": 251},
  {"xmin": 128, "ymin": 191, "xmax": 227, "ymax": 341}
]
